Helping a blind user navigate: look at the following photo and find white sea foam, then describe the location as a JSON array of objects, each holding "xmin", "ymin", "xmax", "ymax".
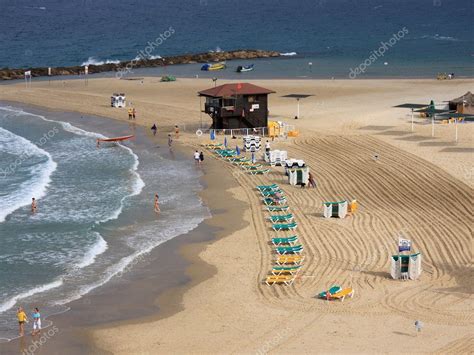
[
  {"xmin": 55, "ymin": 217, "xmax": 204, "ymax": 307},
  {"xmin": 0, "ymin": 106, "xmax": 145, "ymax": 225},
  {"xmin": 76, "ymin": 232, "xmax": 108, "ymax": 269},
  {"xmin": 0, "ymin": 127, "xmax": 58, "ymax": 222},
  {"xmin": 0, "ymin": 279, "xmax": 63, "ymax": 313},
  {"xmin": 420, "ymin": 34, "xmax": 460, "ymax": 42},
  {"xmin": 81, "ymin": 57, "xmax": 120, "ymax": 66},
  {"xmin": 134, "ymin": 54, "xmax": 162, "ymax": 61},
  {"xmin": 280, "ymin": 52, "xmax": 297, "ymax": 56}
]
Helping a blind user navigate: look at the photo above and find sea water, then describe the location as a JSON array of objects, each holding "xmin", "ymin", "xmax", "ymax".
[
  {"xmin": 0, "ymin": 0, "xmax": 472, "ymax": 78},
  {"xmin": 0, "ymin": 105, "xmax": 209, "ymax": 341}
]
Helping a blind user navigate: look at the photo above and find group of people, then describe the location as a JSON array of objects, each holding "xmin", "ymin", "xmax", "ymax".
[
  {"xmin": 127, "ymin": 107, "xmax": 136, "ymax": 120},
  {"xmin": 194, "ymin": 150, "xmax": 204, "ymax": 165},
  {"xmin": 17, "ymin": 307, "xmax": 41, "ymax": 337}
]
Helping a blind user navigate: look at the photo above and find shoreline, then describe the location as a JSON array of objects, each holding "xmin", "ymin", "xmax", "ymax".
[
  {"xmin": 0, "ymin": 103, "xmax": 248, "ymax": 354},
  {"xmin": 1, "ymin": 75, "xmax": 472, "ymax": 353}
]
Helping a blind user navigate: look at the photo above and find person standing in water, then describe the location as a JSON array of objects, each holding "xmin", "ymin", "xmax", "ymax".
[
  {"xmin": 132, "ymin": 107, "xmax": 136, "ymax": 120},
  {"xmin": 31, "ymin": 198, "xmax": 37, "ymax": 213},
  {"xmin": 17, "ymin": 307, "xmax": 27, "ymax": 337},
  {"xmin": 31, "ymin": 308, "xmax": 41, "ymax": 335},
  {"xmin": 174, "ymin": 125, "xmax": 180, "ymax": 139},
  {"xmin": 168, "ymin": 134, "xmax": 173, "ymax": 148},
  {"xmin": 128, "ymin": 108, "xmax": 133, "ymax": 120},
  {"xmin": 154, "ymin": 193, "xmax": 160, "ymax": 214},
  {"xmin": 151, "ymin": 124, "xmax": 157, "ymax": 136},
  {"xmin": 194, "ymin": 150, "xmax": 201, "ymax": 165}
]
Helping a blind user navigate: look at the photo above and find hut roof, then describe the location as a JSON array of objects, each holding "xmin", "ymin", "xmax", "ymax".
[
  {"xmin": 198, "ymin": 83, "xmax": 275, "ymax": 98},
  {"xmin": 450, "ymin": 92, "xmax": 473, "ymax": 106}
]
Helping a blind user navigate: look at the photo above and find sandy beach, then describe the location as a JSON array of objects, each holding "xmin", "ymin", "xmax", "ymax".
[{"xmin": 0, "ymin": 77, "xmax": 472, "ymax": 353}]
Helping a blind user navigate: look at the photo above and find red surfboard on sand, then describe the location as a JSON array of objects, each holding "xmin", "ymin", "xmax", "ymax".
[{"xmin": 97, "ymin": 135, "xmax": 134, "ymax": 142}]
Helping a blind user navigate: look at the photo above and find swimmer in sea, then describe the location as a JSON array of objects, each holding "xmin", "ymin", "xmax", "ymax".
[
  {"xmin": 31, "ymin": 198, "xmax": 37, "ymax": 213},
  {"xmin": 154, "ymin": 193, "xmax": 160, "ymax": 214}
]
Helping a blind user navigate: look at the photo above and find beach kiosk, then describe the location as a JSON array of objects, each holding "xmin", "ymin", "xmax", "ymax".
[
  {"xmin": 390, "ymin": 253, "xmax": 422, "ymax": 280},
  {"xmin": 198, "ymin": 83, "xmax": 275, "ymax": 129},
  {"xmin": 323, "ymin": 201, "xmax": 348, "ymax": 218},
  {"xmin": 111, "ymin": 93, "xmax": 126, "ymax": 108}
]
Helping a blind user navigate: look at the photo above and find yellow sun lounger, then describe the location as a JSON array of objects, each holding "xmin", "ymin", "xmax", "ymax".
[
  {"xmin": 265, "ymin": 275, "xmax": 296, "ymax": 286},
  {"xmin": 330, "ymin": 287, "xmax": 354, "ymax": 302},
  {"xmin": 276, "ymin": 255, "xmax": 305, "ymax": 265}
]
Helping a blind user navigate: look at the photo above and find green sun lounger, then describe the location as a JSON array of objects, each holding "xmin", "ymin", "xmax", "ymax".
[
  {"xmin": 242, "ymin": 164, "xmax": 263, "ymax": 170},
  {"xmin": 318, "ymin": 285, "xmax": 342, "ymax": 299},
  {"xmin": 268, "ymin": 214, "xmax": 294, "ymax": 222},
  {"xmin": 272, "ymin": 222, "xmax": 298, "ymax": 231},
  {"xmin": 260, "ymin": 189, "xmax": 284, "ymax": 197},
  {"xmin": 271, "ymin": 265, "xmax": 302, "ymax": 275},
  {"xmin": 271, "ymin": 235, "xmax": 298, "ymax": 245},
  {"xmin": 276, "ymin": 245, "xmax": 303, "ymax": 255},
  {"xmin": 266, "ymin": 206, "xmax": 290, "ymax": 212},
  {"xmin": 248, "ymin": 169, "xmax": 270, "ymax": 175},
  {"xmin": 257, "ymin": 184, "xmax": 279, "ymax": 192},
  {"xmin": 263, "ymin": 197, "xmax": 287, "ymax": 206}
]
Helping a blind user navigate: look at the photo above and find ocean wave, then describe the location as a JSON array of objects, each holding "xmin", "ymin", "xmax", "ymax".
[
  {"xmin": 134, "ymin": 54, "xmax": 162, "ymax": 61},
  {"xmin": 0, "ymin": 126, "xmax": 58, "ymax": 222},
  {"xmin": 419, "ymin": 34, "xmax": 460, "ymax": 42},
  {"xmin": 0, "ymin": 106, "xmax": 145, "ymax": 225},
  {"xmin": 81, "ymin": 57, "xmax": 120, "ymax": 66},
  {"xmin": 55, "ymin": 217, "xmax": 204, "ymax": 307},
  {"xmin": 76, "ymin": 232, "xmax": 108, "ymax": 269},
  {"xmin": 0, "ymin": 279, "xmax": 63, "ymax": 313},
  {"xmin": 280, "ymin": 52, "xmax": 297, "ymax": 56}
]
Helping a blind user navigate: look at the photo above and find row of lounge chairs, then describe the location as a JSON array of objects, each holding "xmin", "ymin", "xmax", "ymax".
[
  {"xmin": 208, "ymin": 147, "xmax": 270, "ymax": 175},
  {"xmin": 257, "ymin": 184, "xmax": 304, "ymax": 286}
]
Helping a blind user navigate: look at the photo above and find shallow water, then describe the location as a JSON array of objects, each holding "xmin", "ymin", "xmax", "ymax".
[{"xmin": 0, "ymin": 105, "xmax": 209, "ymax": 341}]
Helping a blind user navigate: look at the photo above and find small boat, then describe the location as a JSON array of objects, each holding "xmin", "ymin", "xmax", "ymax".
[
  {"xmin": 160, "ymin": 75, "xmax": 176, "ymax": 82},
  {"xmin": 201, "ymin": 62, "xmax": 226, "ymax": 71},
  {"xmin": 97, "ymin": 135, "xmax": 134, "ymax": 147},
  {"xmin": 236, "ymin": 64, "xmax": 254, "ymax": 73}
]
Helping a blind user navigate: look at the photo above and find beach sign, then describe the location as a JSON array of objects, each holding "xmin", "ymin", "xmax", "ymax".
[
  {"xmin": 84, "ymin": 65, "xmax": 89, "ymax": 75},
  {"xmin": 48, "ymin": 67, "xmax": 52, "ymax": 76},
  {"xmin": 398, "ymin": 238, "xmax": 411, "ymax": 252},
  {"xmin": 24, "ymin": 70, "xmax": 31, "ymax": 78}
]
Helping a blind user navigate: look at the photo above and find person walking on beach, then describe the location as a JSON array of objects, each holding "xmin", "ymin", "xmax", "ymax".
[
  {"xmin": 265, "ymin": 140, "xmax": 271, "ymax": 153},
  {"xmin": 132, "ymin": 107, "xmax": 136, "ymax": 120},
  {"xmin": 31, "ymin": 198, "xmax": 37, "ymax": 213},
  {"xmin": 17, "ymin": 307, "xmax": 27, "ymax": 337},
  {"xmin": 199, "ymin": 151, "xmax": 204, "ymax": 164},
  {"xmin": 31, "ymin": 308, "xmax": 41, "ymax": 336},
  {"xmin": 174, "ymin": 125, "xmax": 180, "ymax": 139},
  {"xmin": 194, "ymin": 150, "xmax": 201, "ymax": 165},
  {"xmin": 128, "ymin": 108, "xmax": 133, "ymax": 120},
  {"xmin": 168, "ymin": 134, "xmax": 173, "ymax": 148},
  {"xmin": 151, "ymin": 124, "xmax": 157, "ymax": 136},
  {"xmin": 154, "ymin": 193, "xmax": 160, "ymax": 214}
]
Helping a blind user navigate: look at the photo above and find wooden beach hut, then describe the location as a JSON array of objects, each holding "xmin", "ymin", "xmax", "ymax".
[
  {"xmin": 449, "ymin": 92, "xmax": 474, "ymax": 114},
  {"xmin": 198, "ymin": 83, "xmax": 275, "ymax": 129}
]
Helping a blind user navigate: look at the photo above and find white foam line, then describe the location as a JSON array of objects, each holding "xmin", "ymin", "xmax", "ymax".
[
  {"xmin": 0, "ymin": 127, "xmax": 58, "ymax": 222},
  {"xmin": 76, "ymin": 232, "xmax": 108, "ymax": 269},
  {"xmin": 0, "ymin": 279, "xmax": 63, "ymax": 313}
]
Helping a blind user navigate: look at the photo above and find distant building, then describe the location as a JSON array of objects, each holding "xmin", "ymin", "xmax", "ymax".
[
  {"xmin": 449, "ymin": 91, "xmax": 474, "ymax": 114},
  {"xmin": 198, "ymin": 83, "xmax": 275, "ymax": 129}
]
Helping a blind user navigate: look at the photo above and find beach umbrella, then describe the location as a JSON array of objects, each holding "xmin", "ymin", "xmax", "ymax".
[
  {"xmin": 210, "ymin": 130, "xmax": 215, "ymax": 140},
  {"xmin": 224, "ymin": 136, "xmax": 227, "ymax": 148},
  {"xmin": 236, "ymin": 145, "xmax": 241, "ymax": 156}
]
